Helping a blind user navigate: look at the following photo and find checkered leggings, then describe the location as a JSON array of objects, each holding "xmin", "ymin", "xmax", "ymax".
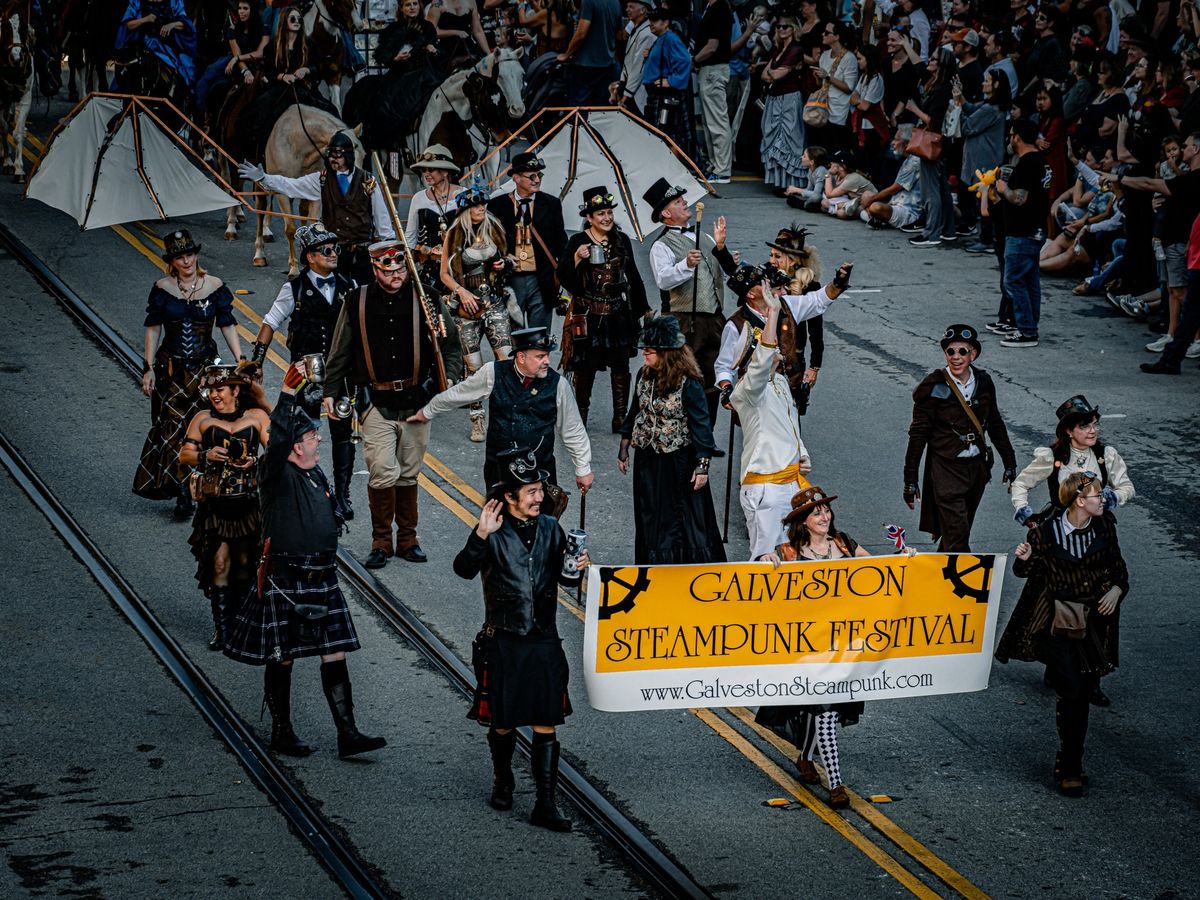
[{"xmin": 797, "ymin": 711, "xmax": 843, "ymax": 789}]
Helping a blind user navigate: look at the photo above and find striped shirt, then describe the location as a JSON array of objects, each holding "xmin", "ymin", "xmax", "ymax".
[{"xmin": 1052, "ymin": 512, "xmax": 1095, "ymax": 559}]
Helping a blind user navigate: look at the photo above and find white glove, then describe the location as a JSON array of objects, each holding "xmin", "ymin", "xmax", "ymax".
[{"xmin": 238, "ymin": 161, "xmax": 266, "ymax": 183}]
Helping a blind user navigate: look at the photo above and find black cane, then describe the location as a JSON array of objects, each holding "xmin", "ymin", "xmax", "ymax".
[
  {"xmin": 690, "ymin": 202, "xmax": 705, "ymax": 320},
  {"xmin": 576, "ymin": 491, "xmax": 587, "ymax": 606},
  {"xmin": 721, "ymin": 414, "xmax": 736, "ymax": 543}
]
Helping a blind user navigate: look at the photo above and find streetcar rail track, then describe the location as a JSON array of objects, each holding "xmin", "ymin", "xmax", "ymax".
[
  {"xmin": 0, "ymin": 428, "xmax": 389, "ymax": 900},
  {"xmin": 0, "ymin": 222, "xmax": 710, "ymax": 900}
]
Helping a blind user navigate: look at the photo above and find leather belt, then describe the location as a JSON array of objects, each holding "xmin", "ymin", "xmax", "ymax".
[
  {"xmin": 370, "ymin": 376, "xmax": 419, "ymax": 392},
  {"xmin": 584, "ymin": 298, "xmax": 614, "ymax": 315}
]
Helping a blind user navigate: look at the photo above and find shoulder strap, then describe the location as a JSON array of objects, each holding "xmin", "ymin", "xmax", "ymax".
[
  {"xmin": 942, "ymin": 369, "xmax": 987, "ymax": 436},
  {"xmin": 358, "ymin": 286, "xmax": 379, "ymax": 384}
]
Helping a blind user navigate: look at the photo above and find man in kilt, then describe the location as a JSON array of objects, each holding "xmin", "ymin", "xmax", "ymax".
[
  {"xmin": 224, "ymin": 365, "xmax": 387, "ymax": 759},
  {"xmin": 453, "ymin": 447, "xmax": 589, "ymax": 831}
]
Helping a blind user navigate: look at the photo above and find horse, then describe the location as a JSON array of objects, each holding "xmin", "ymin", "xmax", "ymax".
[
  {"xmin": 302, "ymin": 0, "xmax": 361, "ymax": 111},
  {"xmin": 0, "ymin": 1, "xmax": 34, "ymax": 183},
  {"xmin": 248, "ymin": 104, "xmax": 364, "ymax": 277}
]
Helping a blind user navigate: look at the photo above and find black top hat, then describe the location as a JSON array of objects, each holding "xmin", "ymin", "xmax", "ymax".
[
  {"xmin": 296, "ymin": 221, "xmax": 338, "ymax": 255},
  {"xmin": 1056, "ymin": 394, "xmax": 1100, "ymax": 423},
  {"xmin": 491, "ymin": 445, "xmax": 550, "ymax": 493},
  {"xmin": 940, "ymin": 323, "xmax": 982, "ymax": 356},
  {"xmin": 510, "ymin": 151, "xmax": 546, "ymax": 175},
  {"xmin": 162, "ymin": 229, "xmax": 200, "ymax": 261},
  {"xmin": 727, "ymin": 263, "xmax": 764, "ymax": 300},
  {"xmin": 456, "ymin": 186, "xmax": 491, "ymax": 211},
  {"xmin": 638, "ymin": 315, "xmax": 687, "ymax": 349},
  {"xmin": 766, "ymin": 223, "xmax": 812, "ymax": 256},
  {"xmin": 642, "ymin": 177, "xmax": 687, "ymax": 223},
  {"xmin": 511, "ymin": 326, "xmax": 555, "ymax": 352},
  {"xmin": 579, "ymin": 185, "xmax": 618, "ymax": 216}
]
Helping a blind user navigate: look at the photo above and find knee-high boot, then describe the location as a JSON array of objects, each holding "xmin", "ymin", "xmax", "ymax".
[
  {"xmin": 207, "ymin": 585, "xmax": 230, "ymax": 651},
  {"xmin": 529, "ymin": 733, "xmax": 572, "ymax": 831},
  {"xmin": 320, "ymin": 658, "xmax": 387, "ymax": 758},
  {"xmin": 365, "ymin": 486, "xmax": 395, "ymax": 567},
  {"xmin": 331, "ymin": 440, "xmax": 355, "ymax": 521},
  {"xmin": 572, "ymin": 369, "xmax": 597, "ymax": 425},
  {"xmin": 393, "ymin": 484, "xmax": 426, "ymax": 562},
  {"xmin": 1055, "ymin": 697, "xmax": 1090, "ymax": 794},
  {"xmin": 264, "ymin": 662, "xmax": 313, "ymax": 757},
  {"xmin": 610, "ymin": 371, "xmax": 631, "ymax": 433},
  {"xmin": 487, "ymin": 728, "xmax": 517, "ymax": 811}
]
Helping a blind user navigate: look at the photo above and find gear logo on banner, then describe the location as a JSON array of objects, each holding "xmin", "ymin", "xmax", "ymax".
[
  {"xmin": 597, "ymin": 567, "xmax": 652, "ymax": 620},
  {"xmin": 941, "ymin": 555, "xmax": 995, "ymax": 604}
]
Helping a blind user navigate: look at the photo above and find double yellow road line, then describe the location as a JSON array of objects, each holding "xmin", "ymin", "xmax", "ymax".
[{"xmin": 13, "ymin": 125, "xmax": 989, "ymax": 899}]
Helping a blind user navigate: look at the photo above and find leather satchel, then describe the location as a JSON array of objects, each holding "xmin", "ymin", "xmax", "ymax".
[
  {"xmin": 1050, "ymin": 599, "xmax": 1088, "ymax": 639},
  {"xmin": 942, "ymin": 370, "xmax": 995, "ymax": 471},
  {"xmin": 905, "ymin": 127, "xmax": 943, "ymax": 162}
]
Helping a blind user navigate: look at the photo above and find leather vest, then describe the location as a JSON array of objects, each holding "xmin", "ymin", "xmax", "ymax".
[
  {"xmin": 481, "ymin": 515, "xmax": 562, "ymax": 635},
  {"xmin": 320, "ymin": 168, "xmax": 374, "ymax": 245},
  {"xmin": 416, "ymin": 205, "xmax": 453, "ymax": 248},
  {"xmin": 729, "ymin": 302, "xmax": 805, "ymax": 389},
  {"xmin": 657, "ymin": 228, "xmax": 722, "ymax": 314},
  {"xmin": 160, "ymin": 319, "xmax": 216, "ymax": 362},
  {"xmin": 487, "ymin": 359, "xmax": 559, "ymax": 472},
  {"xmin": 286, "ymin": 271, "xmax": 355, "ymax": 360},
  {"xmin": 579, "ymin": 238, "xmax": 629, "ymax": 305}
]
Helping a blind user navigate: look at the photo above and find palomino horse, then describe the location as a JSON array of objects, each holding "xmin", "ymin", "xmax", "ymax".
[
  {"xmin": 302, "ymin": 0, "xmax": 361, "ymax": 111},
  {"xmin": 414, "ymin": 47, "xmax": 525, "ymax": 182},
  {"xmin": 245, "ymin": 104, "xmax": 364, "ymax": 277},
  {"xmin": 0, "ymin": 1, "xmax": 34, "ymax": 182}
]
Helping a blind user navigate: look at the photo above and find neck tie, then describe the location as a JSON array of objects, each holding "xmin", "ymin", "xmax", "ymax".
[{"xmin": 518, "ymin": 198, "xmax": 531, "ymax": 226}]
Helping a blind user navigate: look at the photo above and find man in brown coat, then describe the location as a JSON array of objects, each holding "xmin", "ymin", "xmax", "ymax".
[{"xmin": 903, "ymin": 324, "xmax": 1018, "ymax": 551}]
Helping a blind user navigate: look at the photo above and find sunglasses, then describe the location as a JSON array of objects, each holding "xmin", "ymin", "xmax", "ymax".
[
  {"xmin": 944, "ymin": 347, "xmax": 973, "ymax": 357},
  {"xmin": 519, "ymin": 172, "xmax": 544, "ymax": 181},
  {"xmin": 314, "ymin": 244, "xmax": 341, "ymax": 256}
]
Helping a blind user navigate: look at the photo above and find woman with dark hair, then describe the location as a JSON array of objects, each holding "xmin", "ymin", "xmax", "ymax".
[
  {"xmin": 812, "ymin": 20, "xmax": 860, "ymax": 153},
  {"xmin": 179, "ymin": 364, "xmax": 271, "ymax": 650},
  {"xmin": 134, "ymin": 229, "xmax": 241, "ymax": 519},
  {"xmin": 517, "ymin": 0, "xmax": 572, "ymax": 56},
  {"xmin": 1003, "ymin": 472, "xmax": 1129, "ymax": 796},
  {"xmin": 1035, "ymin": 82, "xmax": 1069, "ymax": 204},
  {"xmin": 427, "ymin": 0, "xmax": 490, "ymax": 72},
  {"xmin": 1075, "ymin": 57, "xmax": 1130, "ymax": 151},
  {"xmin": 194, "ymin": 0, "xmax": 268, "ymax": 127},
  {"xmin": 905, "ymin": 45, "xmax": 958, "ymax": 247},
  {"xmin": 245, "ymin": 5, "xmax": 335, "ymax": 152},
  {"xmin": 849, "ymin": 43, "xmax": 889, "ymax": 167},
  {"xmin": 954, "ymin": 69, "xmax": 1011, "ymax": 235},
  {"xmin": 883, "ymin": 26, "xmax": 923, "ymax": 126},
  {"xmin": 618, "ymin": 317, "xmax": 725, "ymax": 565},
  {"xmin": 759, "ymin": 13, "xmax": 808, "ymax": 191},
  {"xmin": 755, "ymin": 485, "xmax": 873, "ymax": 809},
  {"xmin": 377, "ymin": 0, "xmax": 440, "ymax": 75}
]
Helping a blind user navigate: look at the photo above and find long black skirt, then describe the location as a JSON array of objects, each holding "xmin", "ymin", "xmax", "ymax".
[
  {"xmin": 224, "ymin": 553, "xmax": 360, "ymax": 665},
  {"xmin": 132, "ymin": 355, "xmax": 205, "ymax": 500},
  {"xmin": 468, "ymin": 628, "xmax": 572, "ymax": 729},
  {"xmin": 566, "ymin": 308, "xmax": 637, "ymax": 373},
  {"xmin": 633, "ymin": 447, "xmax": 726, "ymax": 565},
  {"xmin": 188, "ymin": 496, "xmax": 261, "ymax": 595}
]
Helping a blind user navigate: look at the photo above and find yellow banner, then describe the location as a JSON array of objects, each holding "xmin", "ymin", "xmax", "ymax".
[{"xmin": 582, "ymin": 554, "xmax": 1005, "ymax": 711}]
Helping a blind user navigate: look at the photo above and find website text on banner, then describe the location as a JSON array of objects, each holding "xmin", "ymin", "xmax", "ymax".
[{"xmin": 582, "ymin": 554, "xmax": 1006, "ymax": 712}]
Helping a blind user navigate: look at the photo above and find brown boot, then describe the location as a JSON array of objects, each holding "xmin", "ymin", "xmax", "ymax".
[
  {"xmin": 828, "ymin": 785, "xmax": 850, "ymax": 809},
  {"xmin": 572, "ymin": 369, "xmax": 596, "ymax": 425},
  {"xmin": 795, "ymin": 758, "xmax": 821, "ymax": 785},
  {"xmin": 393, "ymin": 485, "xmax": 427, "ymax": 562},
  {"xmin": 610, "ymin": 371, "xmax": 631, "ymax": 433},
  {"xmin": 366, "ymin": 486, "xmax": 394, "ymax": 568}
]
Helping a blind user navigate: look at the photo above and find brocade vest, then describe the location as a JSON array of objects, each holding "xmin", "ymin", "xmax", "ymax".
[
  {"xmin": 487, "ymin": 359, "xmax": 560, "ymax": 474},
  {"xmin": 286, "ymin": 271, "xmax": 356, "ymax": 360},
  {"xmin": 656, "ymin": 228, "xmax": 722, "ymax": 315},
  {"xmin": 320, "ymin": 168, "xmax": 375, "ymax": 245},
  {"xmin": 481, "ymin": 515, "xmax": 562, "ymax": 636}
]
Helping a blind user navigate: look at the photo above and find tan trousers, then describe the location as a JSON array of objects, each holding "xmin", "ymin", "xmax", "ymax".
[{"xmin": 361, "ymin": 407, "xmax": 429, "ymax": 488}]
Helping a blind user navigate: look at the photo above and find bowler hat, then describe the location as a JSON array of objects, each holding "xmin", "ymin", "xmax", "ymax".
[
  {"xmin": 510, "ymin": 151, "xmax": 546, "ymax": 175},
  {"xmin": 940, "ymin": 323, "xmax": 981, "ymax": 356},
  {"xmin": 637, "ymin": 315, "xmax": 687, "ymax": 349},
  {"xmin": 783, "ymin": 485, "xmax": 838, "ymax": 525},
  {"xmin": 642, "ymin": 176, "xmax": 687, "ymax": 223}
]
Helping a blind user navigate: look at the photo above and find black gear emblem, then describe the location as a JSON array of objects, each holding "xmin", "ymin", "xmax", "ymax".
[
  {"xmin": 597, "ymin": 567, "xmax": 652, "ymax": 620},
  {"xmin": 941, "ymin": 555, "xmax": 995, "ymax": 604}
]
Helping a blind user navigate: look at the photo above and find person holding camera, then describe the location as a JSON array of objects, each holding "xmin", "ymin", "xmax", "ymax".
[
  {"xmin": 903, "ymin": 325, "xmax": 1017, "ymax": 552},
  {"xmin": 223, "ymin": 366, "xmax": 387, "ymax": 760},
  {"xmin": 556, "ymin": 186, "xmax": 650, "ymax": 432},
  {"xmin": 179, "ymin": 364, "xmax": 271, "ymax": 652},
  {"xmin": 454, "ymin": 446, "xmax": 588, "ymax": 830},
  {"xmin": 322, "ymin": 241, "xmax": 462, "ymax": 568}
]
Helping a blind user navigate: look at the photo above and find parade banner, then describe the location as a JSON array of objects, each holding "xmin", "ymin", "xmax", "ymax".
[{"xmin": 582, "ymin": 554, "xmax": 1006, "ymax": 711}]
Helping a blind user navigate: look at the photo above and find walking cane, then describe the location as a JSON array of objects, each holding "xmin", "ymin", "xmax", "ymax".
[
  {"xmin": 721, "ymin": 413, "xmax": 736, "ymax": 543},
  {"xmin": 576, "ymin": 491, "xmax": 587, "ymax": 606},
  {"xmin": 690, "ymin": 202, "xmax": 705, "ymax": 320}
]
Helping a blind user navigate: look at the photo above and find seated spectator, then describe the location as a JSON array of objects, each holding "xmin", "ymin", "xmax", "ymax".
[
  {"xmin": 1040, "ymin": 185, "xmax": 1121, "ymax": 274},
  {"xmin": 785, "ymin": 146, "xmax": 829, "ymax": 210},
  {"xmin": 860, "ymin": 126, "xmax": 923, "ymax": 230},
  {"xmin": 819, "ymin": 150, "xmax": 877, "ymax": 219}
]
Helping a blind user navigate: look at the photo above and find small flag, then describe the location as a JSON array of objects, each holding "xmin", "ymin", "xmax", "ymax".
[{"xmin": 886, "ymin": 524, "xmax": 907, "ymax": 552}]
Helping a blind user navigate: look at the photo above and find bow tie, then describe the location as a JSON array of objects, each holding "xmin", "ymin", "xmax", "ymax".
[
  {"xmin": 314, "ymin": 275, "xmax": 336, "ymax": 289},
  {"xmin": 669, "ymin": 226, "xmax": 694, "ymax": 233}
]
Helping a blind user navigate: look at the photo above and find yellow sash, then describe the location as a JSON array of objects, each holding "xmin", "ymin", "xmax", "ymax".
[{"xmin": 742, "ymin": 463, "xmax": 811, "ymax": 487}]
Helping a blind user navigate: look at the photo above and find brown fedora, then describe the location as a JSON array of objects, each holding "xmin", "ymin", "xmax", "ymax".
[{"xmin": 783, "ymin": 485, "xmax": 837, "ymax": 524}]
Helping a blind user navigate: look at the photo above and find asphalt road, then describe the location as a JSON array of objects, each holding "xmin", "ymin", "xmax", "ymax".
[{"xmin": 1, "ymin": 95, "xmax": 1197, "ymax": 899}]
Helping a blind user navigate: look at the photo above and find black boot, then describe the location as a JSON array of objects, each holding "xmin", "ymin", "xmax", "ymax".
[
  {"xmin": 610, "ymin": 371, "xmax": 631, "ymax": 434},
  {"xmin": 264, "ymin": 663, "xmax": 314, "ymax": 757},
  {"xmin": 207, "ymin": 586, "xmax": 230, "ymax": 651},
  {"xmin": 174, "ymin": 481, "xmax": 195, "ymax": 520},
  {"xmin": 529, "ymin": 735, "xmax": 571, "ymax": 831},
  {"xmin": 487, "ymin": 729, "xmax": 517, "ymax": 811},
  {"xmin": 572, "ymin": 369, "xmax": 596, "ymax": 426},
  {"xmin": 321, "ymin": 659, "xmax": 387, "ymax": 758},
  {"xmin": 331, "ymin": 440, "xmax": 355, "ymax": 521}
]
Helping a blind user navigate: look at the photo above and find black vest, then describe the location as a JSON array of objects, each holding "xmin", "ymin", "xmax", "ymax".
[
  {"xmin": 286, "ymin": 271, "xmax": 355, "ymax": 361},
  {"xmin": 416, "ymin": 205, "xmax": 453, "ymax": 248},
  {"xmin": 1046, "ymin": 446, "xmax": 1110, "ymax": 509},
  {"xmin": 487, "ymin": 359, "xmax": 560, "ymax": 476},
  {"xmin": 481, "ymin": 514, "xmax": 562, "ymax": 636},
  {"xmin": 320, "ymin": 168, "xmax": 374, "ymax": 245}
]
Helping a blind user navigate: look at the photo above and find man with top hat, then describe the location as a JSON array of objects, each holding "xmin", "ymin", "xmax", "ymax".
[
  {"xmin": 224, "ymin": 365, "xmax": 387, "ymax": 760},
  {"xmin": 404, "ymin": 143, "xmax": 465, "ymax": 286},
  {"xmin": 453, "ymin": 446, "xmax": 589, "ymax": 830},
  {"xmin": 409, "ymin": 326, "xmax": 592, "ymax": 513},
  {"xmin": 238, "ymin": 131, "xmax": 394, "ymax": 285},
  {"xmin": 903, "ymin": 324, "xmax": 1018, "ymax": 552},
  {"xmin": 643, "ymin": 176, "xmax": 739, "ymax": 423},
  {"xmin": 323, "ymin": 240, "xmax": 461, "ymax": 568},
  {"xmin": 252, "ymin": 221, "xmax": 361, "ymax": 519},
  {"xmin": 487, "ymin": 151, "xmax": 567, "ymax": 331},
  {"xmin": 557, "ymin": 185, "xmax": 649, "ymax": 432}
]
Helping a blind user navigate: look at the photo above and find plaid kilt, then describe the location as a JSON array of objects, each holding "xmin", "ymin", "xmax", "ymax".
[
  {"xmin": 224, "ymin": 552, "xmax": 360, "ymax": 664},
  {"xmin": 133, "ymin": 354, "xmax": 206, "ymax": 500}
]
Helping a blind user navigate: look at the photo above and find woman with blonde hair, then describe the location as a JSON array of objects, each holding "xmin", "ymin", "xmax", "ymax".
[
  {"xmin": 617, "ymin": 317, "xmax": 725, "ymax": 565},
  {"xmin": 440, "ymin": 185, "xmax": 515, "ymax": 442},
  {"xmin": 134, "ymin": 230, "xmax": 241, "ymax": 519}
]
